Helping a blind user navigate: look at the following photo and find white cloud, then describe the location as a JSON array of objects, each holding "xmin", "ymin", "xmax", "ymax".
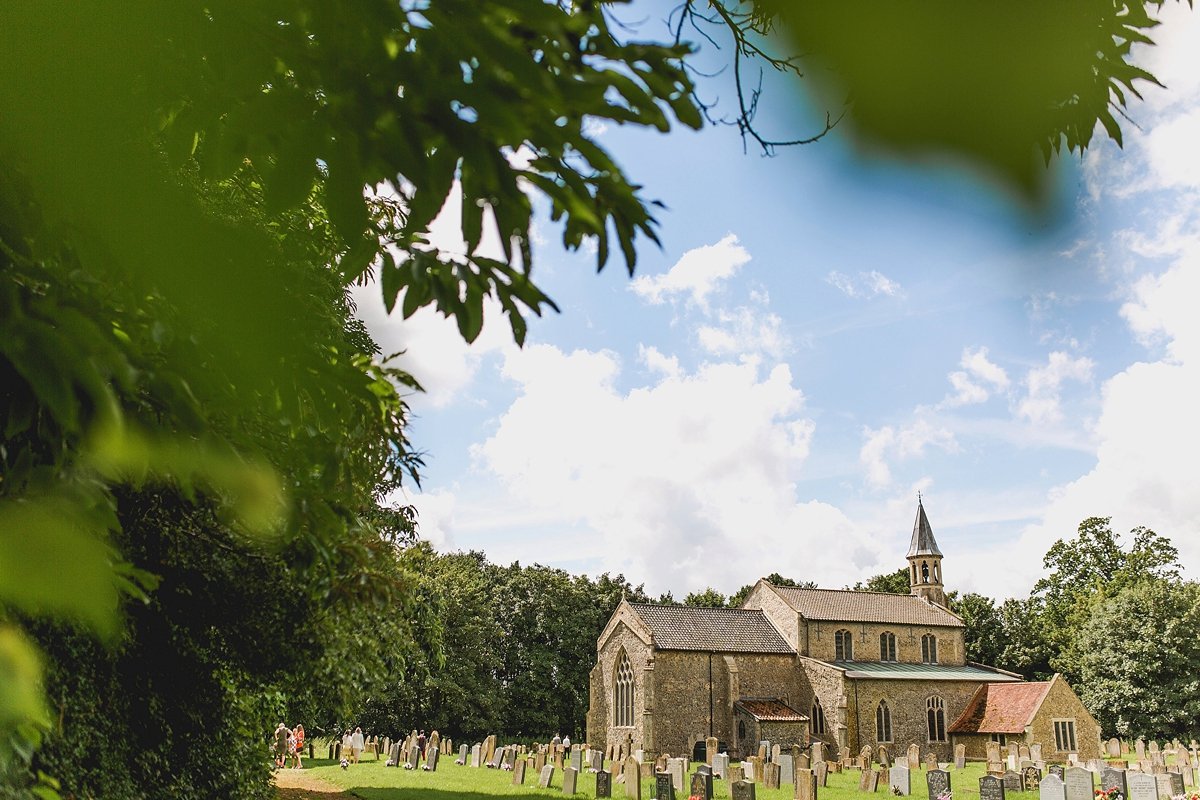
[
  {"xmin": 826, "ymin": 269, "xmax": 904, "ymax": 299},
  {"xmin": 393, "ymin": 487, "xmax": 458, "ymax": 550},
  {"xmin": 696, "ymin": 307, "xmax": 791, "ymax": 360},
  {"xmin": 859, "ymin": 421, "xmax": 958, "ymax": 488},
  {"xmin": 1015, "ymin": 351, "xmax": 1095, "ymax": 424},
  {"xmin": 629, "ymin": 234, "xmax": 750, "ymax": 310},
  {"xmin": 469, "ymin": 343, "xmax": 882, "ymax": 592},
  {"xmin": 940, "ymin": 346, "xmax": 1010, "ymax": 407}
]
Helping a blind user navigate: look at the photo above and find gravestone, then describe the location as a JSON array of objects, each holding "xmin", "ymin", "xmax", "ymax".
[
  {"xmin": 1183, "ymin": 769, "xmax": 1194, "ymax": 788},
  {"xmin": 926, "ymin": 753, "xmax": 939, "ymax": 772},
  {"xmin": 573, "ymin": 749, "xmax": 584, "ymax": 772},
  {"xmin": 1137, "ymin": 742, "xmax": 1147, "ymax": 761},
  {"xmin": 1024, "ymin": 766, "xmax": 1042, "ymax": 791},
  {"xmin": 1041, "ymin": 774, "xmax": 1066, "ymax": 800},
  {"xmin": 1002, "ymin": 771, "xmax": 1023, "ymax": 793},
  {"xmin": 471, "ymin": 744, "xmax": 482, "ymax": 768},
  {"xmin": 1020, "ymin": 746, "xmax": 1031, "ymax": 762},
  {"xmin": 540, "ymin": 765, "xmax": 556, "ymax": 789},
  {"xmin": 1167, "ymin": 772, "xmax": 1184, "ymax": 796},
  {"xmin": 815, "ymin": 761, "xmax": 829, "ymax": 788},
  {"xmin": 880, "ymin": 748, "xmax": 891, "ymax": 769},
  {"xmin": 408, "ymin": 745, "xmax": 421, "ymax": 769},
  {"xmin": 1127, "ymin": 773, "xmax": 1157, "ymax": 800},
  {"xmin": 713, "ymin": 754, "xmax": 729, "ymax": 779},
  {"xmin": 598, "ymin": 771, "xmax": 613, "ymax": 798},
  {"xmin": 795, "ymin": 768, "xmax": 818, "ymax": 800},
  {"xmin": 1009, "ymin": 744, "xmax": 1020, "ymax": 763},
  {"xmin": 1049, "ymin": 765, "xmax": 1065, "ymax": 780},
  {"xmin": 988, "ymin": 742, "xmax": 1002, "ymax": 762},
  {"xmin": 1110, "ymin": 741, "xmax": 1123, "ymax": 759},
  {"xmin": 858, "ymin": 756, "xmax": 868, "ymax": 771},
  {"xmin": 927, "ymin": 769, "xmax": 951, "ymax": 800},
  {"xmin": 459, "ymin": 744, "xmax": 469, "ymax": 764},
  {"xmin": 742, "ymin": 761, "xmax": 755, "ymax": 782},
  {"xmin": 563, "ymin": 768, "xmax": 579, "ymax": 795},
  {"xmin": 909, "ymin": 745, "xmax": 922, "ymax": 771},
  {"xmin": 980, "ymin": 774, "xmax": 1006, "ymax": 800},
  {"xmin": 1064, "ymin": 767, "xmax": 1094, "ymax": 800},
  {"xmin": 692, "ymin": 770, "xmax": 714, "ymax": 800},
  {"xmin": 759, "ymin": 743, "xmax": 769, "ymax": 762},
  {"xmin": 732, "ymin": 780, "xmax": 756, "ymax": 800},
  {"xmin": 706, "ymin": 737, "xmax": 719, "ymax": 766},
  {"xmin": 775, "ymin": 745, "xmax": 783, "ymax": 763},
  {"xmin": 865, "ymin": 770, "xmax": 879, "ymax": 793},
  {"xmin": 812, "ymin": 742, "xmax": 826, "ymax": 765},
  {"xmin": 668, "ymin": 759, "xmax": 686, "ymax": 792},
  {"xmin": 798, "ymin": 754, "xmax": 811, "ymax": 771},
  {"xmin": 1102, "ymin": 767, "xmax": 1128, "ymax": 800},
  {"xmin": 859, "ymin": 770, "xmax": 872, "ymax": 791},
  {"xmin": 988, "ymin": 762, "xmax": 1005, "ymax": 777},
  {"xmin": 955, "ymin": 744, "xmax": 966, "ymax": 770},
  {"xmin": 765, "ymin": 763, "xmax": 781, "ymax": 791},
  {"xmin": 829, "ymin": 761, "xmax": 842, "ymax": 773},
  {"xmin": 1154, "ymin": 774, "xmax": 1174, "ymax": 800},
  {"xmin": 426, "ymin": 747, "xmax": 440, "ymax": 772},
  {"xmin": 625, "ymin": 757, "xmax": 642, "ymax": 799},
  {"xmin": 891, "ymin": 765, "xmax": 911, "ymax": 796},
  {"xmin": 513, "ymin": 758, "xmax": 527, "ymax": 785},
  {"xmin": 1149, "ymin": 743, "xmax": 1160, "ymax": 757},
  {"xmin": 728, "ymin": 765, "xmax": 745, "ymax": 785},
  {"xmin": 779, "ymin": 754, "xmax": 795, "ymax": 785}
]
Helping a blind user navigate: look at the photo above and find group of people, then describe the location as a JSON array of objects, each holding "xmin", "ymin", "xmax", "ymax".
[
  {"xmin": 273, "ymin": 723, "xmax": 305, "ymax": 769},
  {"xmin": 341, "ymin": 728, "xmax": 367, "ymax": 764}
]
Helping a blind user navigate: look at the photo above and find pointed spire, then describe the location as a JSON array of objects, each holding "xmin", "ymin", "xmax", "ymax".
[{"xmin": 907, "ymin": 497, "xmax": 942, "ymax": 557}]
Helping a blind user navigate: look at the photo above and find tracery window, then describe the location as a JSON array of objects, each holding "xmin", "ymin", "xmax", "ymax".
[
  {"xmin": 876, "ymin": 700, "xmax": 893, "ymax": 742},
  {"xmin": 614, "ymin": 650, "xmax": 635, "ymax": 727},
  {"xmin": 811, "ymin": 697, "xmax": 826, "ymax": 735},
  {"xmin": 927, "ymin": 696, "xmax": 947, "ymax": 742},
  {"xmin": 835, "ymin": 629, "xmax": 853, "ymax": 661},
  {"xmin": 879, "ymin": 632, "xmax": 897, "ymax": 662},
  {"xmin": 921, "ymin": 634, "xmax": 938, "ymax": 664}
]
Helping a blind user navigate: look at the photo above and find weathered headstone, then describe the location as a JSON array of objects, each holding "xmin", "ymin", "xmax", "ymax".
[
  {"xmin": 1167, "ymin": 771, "xmax": 1184, "ymax": 796},
  {"xmin": 812, "ymin": 742, "xmax": 825, "ymax": 765},
  {"xmin": 1137, "ymin": 741, "xmax": 1147, "ymax": 761},
  {"xmin": 572, "ymin": 749, "xmax": 584, "ymax": 772},
  {"xmin": 459, "ymin": 744, "xmax": 468, "ymax": 764},
  {"xmin": 713, "ymin": 754, "xmax": 729, "ymax": 779},
  {"xmin": 1149, "ymin": 742, "xmax": 1160, "ymax": 757},
  {"xmin": 513, "ymin": 758, "xmax": 528, "ymax": 785},
  {"xmin": 859, "ymin": 770, "xmax": 872, "ymax": 792},
  {"xmin": 774, "ymin": 745, "xmax": 783, "ymax": 763},
  {"xmin": 728, "ymin": 764, "xmax": 745, "ymax": 785},
  {"xmin": 1182, "ymin": 768, "xmax": 1193, "ymax": 788},
  {"xmin": 408, "ymin": 745, "xmax": 421, "ymax": 769},
  {"xmin": 779, "ymin": 754, "xmax": 795, "ymax": 785},
  {"xmin": 1041, "ymin": 774, "xmax": 1066, "ymax": 800},
  {"xmin": 668, "ymin": 759, "xmax": 686, "ymax": 792},
  {"xmin": 988, "ymin": 742, "xmax": 1003, "ymax": 763},
  {"xmin": 1020, "ymin": 746, "xmax": 1032, "ymax": 762},
  {"xmin": 692, "ymin": 770, "xmax": 714, "ymax": 800},
  {"xmin": 732, "ymin": 780, "xmax": 756, "ymax": 800},
  {"xmin": 1102, "ymin": 767, "xmax": 1128, "ymax": 800},
  {"xmin": 891, "ymin": 765, "xmax": 911, "ymax": 796},
  {"xmin": 425, "ymin": 746, "xmax": 440, "ymax": 772},
  {"xmin": 1023, "ymin": 766, "xmax": 1042, "ymax": 791},
  {"xmin": 598, "ymin": 770, "xmax": 613, "ymax": 798},
  {"xmin": 759, "ymin": 743, "xmax": 769, "ymax": 762},
  {"xmin": 880, "ymin": 748, "xmax": 890, "ymax": 769},
  {"xmin": 926, "ymin": 753, "xmax": 939, "ymax": 772},
  {"xmin": 1127, "ymin": 773, "xmax": 1157, "ymax": 800},
  {"xmin": 815, "ymin": 761, "xmax": 829, "ymax": 788},
  {"xmin": 540, "ymin": 765, "xmax": 556, "ymax": 789},
  {"xmin": 625, "ymin": 757, "xmax": 642, "ymax": 799},
  {"xmin": 563, "ymin": 767, "xmax": 579, "ymax": 795},
  {"xmin": 471, "ymin": 743, "xmax": 482, "ymax": 768},
  {"xmin": 1009, "ymin": 743, "xmax": 1021, "ymax": 763},
  {"xmin": 742, "ymin": 760, "xmax": 755, "ymax": 783},
  {"xmin": 954, "ymin": 744, "xmax": 966, "ymax": 771},
  {"xmin": 1110, "ymin": 741, "xmax": 1123, "ymax": 759},
  {"xmin": 798, "ymin": 754, "xmax": 811, "ymax": 771},
  {"xmin": 980, "ymin": 774, "xmax": 1006, "ymax": 800},
  {"xmin": 705, "ymin": 737, "xmax": 719, "ymax": 766},
  {"xmin": 865, "ymin": 770, "xmax": 879, "ymax": 793},
  {"xmin": 795, "ymin": 768, "xmax": 818, "ymax": 800},
  {"xmin": 1002, "ymin": 771, "xmax": 1023, "ymax": 793},
  {"xmin": 988, "ymin": 762, "xmax": 1005, "ymax": 776},
  {"xmin": 1154, "ymin": 774, "xmax": 1174, "ymax": 800},
  {"xmin": 927, "ymin": 769, "xmax": 951, "ymax": 800},
  {"xmin": 1049, "ymin": 765, "xmax": 1065, "ymax": 780},
  {"xmin": 1065, "ymin": 766, "xmax": 1094, "ymax": 800},
  {"xmin": 858, "ymin": 755, "xmax": 868, "ymax": 771},
  {"xmin": 765, "ymin": 763, "xmax": 782, "ymax": 791}
]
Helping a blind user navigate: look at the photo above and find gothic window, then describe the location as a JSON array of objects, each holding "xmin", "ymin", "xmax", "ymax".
[
  {"xmin": 921, "ymin": 561, "xmax": 930, "ymax": 582},
  {"xmin": 876, "ymin": 701, "xmax": 893, "ymax": 743},
  {"xmin": 927, "ymin": 696, "xmax": 947, "ymax": 742},
  {"xmin": 835, "ymin": 629, "xmax": 853, "ymax": 661},
  {"xmin": 921, "ymin": 634, "xmax": 938, "ymax": 664},
  {"xmin": 614, "ymin": 650, "xmax": 635, "ymax": 727},
  {"xmin": 811, "ymin": 697, "xmax": 827, "ymax": 735},
  {"xmin": 879, "ymin": 632, "xmax": 897, "ymax": 662}
]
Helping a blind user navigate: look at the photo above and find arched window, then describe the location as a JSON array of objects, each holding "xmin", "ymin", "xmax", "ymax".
[
  {"xmin": 835, "ymin": 629, "xmax": 853, "ymax": 661},
  {"xmin": 921, "ymin": 634, "xmax": 938, "ymax": 664},
  {"xmin": 927, "ymin": 696, "xmax": 946, "ymax": 742},
  {"xmin": 933, "ymin": 561, "xmax": 940, "ymax": 582},
  {"xmin": 614, "ymin": 650, "xmax": 635, "ymax": 727},
  {"xmin": 879, "ymin": 632, "xmax": 897, "ymax": 662},
  {"xmin": 876, "ymin": 701, "xmax": 893, "ymax": 742},
  {"xmin": 911, "ymin": 564, "xmax": 917, "ymax": 584},
  {"xmin": 811, "ymin": 697, "xmax": 826, "ymax": 735},
  {"xmin": 921, "ymin": 561, "xmax": 930, "ymax": 583}
]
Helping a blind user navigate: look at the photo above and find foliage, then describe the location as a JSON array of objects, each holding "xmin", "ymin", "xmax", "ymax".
[
  {"xmin": 1060, "ymin": 579, "xmax": 1200, "ymax": 740},
  {"xmin": 684, "ymin": 588, "xmax": 728, "ymax": 608},
  {"xmin": 853, "ymin": 568, "xmax": 910, "ymax": 594},
  {"xmin": 951, "ymin": 593, "xmax": 1007, "ymax": 666},
  {"xmin": 729, "ymin": 573, "xmax": 816, "ymax": 607}
]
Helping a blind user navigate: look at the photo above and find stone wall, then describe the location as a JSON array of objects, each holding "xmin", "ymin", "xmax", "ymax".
[
  {"xmin": 740, "ymin": 583, "xmax": 804, "ymax": 653},
  {"xmin": 1028, "ymin": 676, "xmax": 1102, "ymax": 761},
  {"xmin": 596, "ymin": 619, "xmax": 654, "ymax": 755},
  {"xmin": 804, "ymin": 622, "xmax": 966, "ymax": 667},
  {"xmin": 794, "ymin": 658, "xmax": 848, "ymax": 751},
  {"xmin": 587, "ymin": 662, "xmax": 607, "ymax": 750},
  {"xmin": 844, "ymin": 677, "xmax": 982, "ymax": 762}
]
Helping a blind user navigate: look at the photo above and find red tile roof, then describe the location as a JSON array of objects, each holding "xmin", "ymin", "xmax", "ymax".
[
  {"xmin": 948, "ymin": 682, "xmax": 1051, "ymax": 734},
  {"xmin": 735, "ymin": 698, "xmax": 809, "ymax": 722}
]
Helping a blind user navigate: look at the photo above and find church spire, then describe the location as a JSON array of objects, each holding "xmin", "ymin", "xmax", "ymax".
[
  {"xmin": 906, "ymin": 497, "xmax": 947, "ymax": 607},
  {"xmin": 907, "ymin": 495, "xmax": 942, "ymax": 557}
]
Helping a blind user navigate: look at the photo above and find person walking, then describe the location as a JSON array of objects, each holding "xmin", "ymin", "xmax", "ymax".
[
  {"xmin": 563, "ymin": 734, "xmax": 571, "ymax": 749},
  {"xmin": 551, "ymin": 734, "xmax": 561, "ymax": 747},
  {"xmin": 273, "ymin": 723, "xmax": 291, "ymax": 769},
  {"xmin": 351, "ymin": 727, "xmax": 365, "ymax": 764},
  {"xmin": 342, "ymin": 729, "xmax": 354, "ymax": 764},
  {"xmin": 417, "ymin": 730, "xmax": 426, "ymax": 758},
  {"xmin": 292, "ymin": 725, "xmax": 305, "ymax": 769}
]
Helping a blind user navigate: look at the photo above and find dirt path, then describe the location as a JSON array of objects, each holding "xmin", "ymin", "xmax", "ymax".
[{"xmin": 274, "ymin": 768, "xmax": 359, "ymax": 799}]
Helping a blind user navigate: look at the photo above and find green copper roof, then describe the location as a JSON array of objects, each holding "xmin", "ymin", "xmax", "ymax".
[{"xmin": 836, "ymin": 661, "xmax": 1021, "ymax": 682}]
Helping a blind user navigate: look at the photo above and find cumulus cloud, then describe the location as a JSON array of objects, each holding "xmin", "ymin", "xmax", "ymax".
[
  {"xmin": 1015, "ymin": 351, "xmax": 1096, "ymax": 424},
  {"xmin": 859, "ymin": 421, "xmax": 958, "ymax": 488},
  {"xmin": 826, "ymin": 270, "xmax": 903, "ymax": 298},
  {"xmin": 940, "ymin": 346, "xmax": 1010, "ymax": 407},
  {"xmin": 394, "ymin": 487, "xmax": 458, "ymax": 550},
  {"xmin": 470, "ymin": 343, "xmax": 881, "ymax": 592},
  {"xmin": 696, "ymin": 307, "xmax": 791, "ymax": 360},
  {"xmin": 629, "ymin": 234, "xmax": 750, "ymax": 310}
]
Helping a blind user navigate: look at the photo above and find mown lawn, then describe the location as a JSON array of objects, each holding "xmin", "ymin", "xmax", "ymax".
[{"xmin": 294, "ymin": 756, "xmax": 1050, "ymax": 800}]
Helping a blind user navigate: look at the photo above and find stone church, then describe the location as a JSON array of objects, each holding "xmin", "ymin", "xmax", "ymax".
[{"xmin": 587, "ymin": 501, "xmax": 1030, "ymax": 761}]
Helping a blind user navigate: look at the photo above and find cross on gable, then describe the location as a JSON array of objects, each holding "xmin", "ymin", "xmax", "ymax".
[
  {"xmin": 907, "ymin": 628, "xmax": 916, "ymax": 644},
  {"xmin": 860, "ymin": 624, "xmax": 870, "ymax": 642},
  {"xmin": 813, "ymin": 623, "xmax": 822, "ymax": 640}
]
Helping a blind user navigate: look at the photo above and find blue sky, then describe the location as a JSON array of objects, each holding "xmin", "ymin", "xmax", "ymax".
[{"xmin": 357, "ymin": 3, "xmax": 1200, "ymax": 599}]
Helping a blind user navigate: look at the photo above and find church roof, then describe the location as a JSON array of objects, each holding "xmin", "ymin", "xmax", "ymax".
[
  {"xmin": 908, "ymin": 500, "xmax": 942, "ymax": 557},
  {"xmin": 629, "ymin": 604, "xmax": 793, "ymax": 654},
  {"xmin": 768, "ymin": 585, "xmax": 964, "ymax": 627},
  {"xmin": 838, "ymin": 662, "xmax": 1021, "ymax": 682},
  {"xmin": 947, "ymin": 681, "xmax": 1052, "ymax": 734},
  {"xmin": 735, "ymin": 698, "xmax": 808, "ymax": 722}
]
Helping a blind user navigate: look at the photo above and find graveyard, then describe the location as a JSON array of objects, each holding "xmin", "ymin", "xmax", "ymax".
[{"xmin": 275, "ymin": 738, "xmax": 1200, "ymax": 800}]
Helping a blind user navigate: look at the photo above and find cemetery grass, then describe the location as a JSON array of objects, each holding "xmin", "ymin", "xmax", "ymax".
[{"xmin": 287, "ymin": 758, "xmax": 1045, "ymax": 800}]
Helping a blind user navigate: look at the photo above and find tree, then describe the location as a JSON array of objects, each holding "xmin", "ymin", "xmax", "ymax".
[
  {"xmin": 1062, "ymin": 579, "xmax": 1200, "ymax": 740},
  {"xmin": 685, "ymin": 588, "xmax": 728, "ymax": 608},
  {"xmin": 729, "ymin": 573, "xmax": 817, "ymax": 608},
  {"xmin": 853, "ymin": 568, "xmax": 910, "ymax": 594},
  {"xmin": 953, "ymin": 593, "xmax": 1009, "ymax": 667}
]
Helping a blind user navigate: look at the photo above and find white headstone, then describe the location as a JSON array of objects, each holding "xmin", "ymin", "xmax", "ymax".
[
  {"xmin": 890, "ymin": 764, "xmax": 911, "ymax": 796},
  {"xmin": 1064, "ymin": 767, "xmax": 1094, "ymax": 800},
  {"xmin": 1041, "ymin": 774, "xmax": 1066, "ymax": 800}
]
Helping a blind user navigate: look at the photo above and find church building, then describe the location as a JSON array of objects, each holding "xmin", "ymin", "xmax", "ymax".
[{"xmin": 587, "ymin": 501, "xmax": 1033, "ymax": 761}]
